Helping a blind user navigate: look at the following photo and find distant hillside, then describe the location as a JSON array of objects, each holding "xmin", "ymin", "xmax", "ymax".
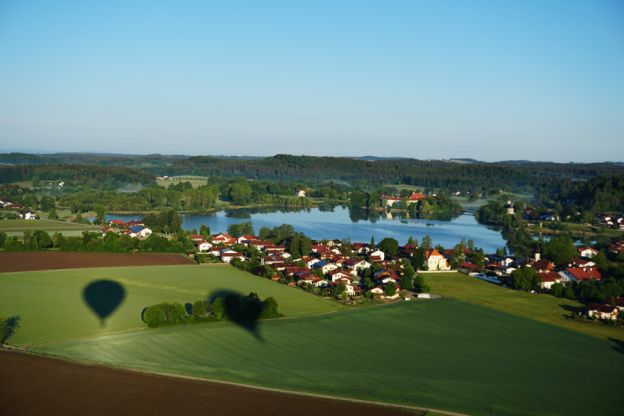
[{"xmin": 1, "ymin": 152, "xmax": 622, "ymax": 194}]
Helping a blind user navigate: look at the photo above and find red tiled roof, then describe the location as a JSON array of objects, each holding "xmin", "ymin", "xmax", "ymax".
[{"xmin": 566, "ymin": 267, "xmax": 602, "ymax": 281}]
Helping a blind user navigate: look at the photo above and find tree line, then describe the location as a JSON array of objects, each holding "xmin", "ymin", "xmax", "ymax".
[{"xmin": 142, "ymin": 293, "xmax": 280, "ymax": 328}]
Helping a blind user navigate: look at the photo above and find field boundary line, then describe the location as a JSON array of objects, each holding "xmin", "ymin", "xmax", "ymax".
[{"xmin": 1, "ymin": 347, "xmax": 471, "ymax": 416}]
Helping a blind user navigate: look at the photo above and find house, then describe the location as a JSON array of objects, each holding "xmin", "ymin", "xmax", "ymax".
[
  {"xmin": 505, "ymin": 200, "xmax": 515, "ymax": 215},
  {"xmin": 563, "ymin": 267, "xmax": 602, "ymax": 282},
  {"xmin": 369, "ymin": 249, "xmax": 385, "ymax": 262},
  {"xmin": 237, "ymin": 234, "xmax": 257, "ymax": 245},
  {"xmin": 538, "ymin": 272, "xmax": 562, "ymax": 290},
  {"xmin": 129, "ymin": 225, "xmax": 152, "ymax": 238},
  {"xmin": 312, "ymin": 260, "xmax": 338, "ymax": 274},
  {"xmin": 351, "ymin": 242, "xmax": 370, "ymax": 254},
  {"xmin": 459, "ymin": 262, "xmax": 482, "ymax": 274},
  {"xmin": 250, "ymin": 240, "xmax": 275, "ymax": 251},
  {"xmin": 190, "ymin": 234, "xmax": 204, "ymax": 243},
  {"xmin": 370, "ymin": 286, "xmax": 384, "ymax": 295},
  {"xmin": 212, "ymin": 233, "xmax": 236, "ymax": 246},
  {"xmin": 577, "ymin": 247, "xmax": 598, "ymax": 259},
  {"xmin": 380, "ymin": 192, "xmax": 426, "ymax": 208},
  {"xmin": 304, "ymin": 257, "xmax": 320, "ymax": 269},
  {"xmin": 425, "ymin": 249, "xmax": 450, "ymax": 271},
  {"xmin": 220, "ymin": 249, "xmax": 245, "ymax": 263},
  {"xmin": 328, "ymin": 269, "xmax": 353, "ymax": 283},
  {"xmin": 529, "ymin": 258, "xmax": 555, "ymax": 274},
  {"xmin": 587, "ymin": 303, "xmax": 619, "ymax": 321},
  {"xmin": 568, "ymin": 258, "xmax": 596, "ymax": 269},
  {"xmin": 109, "ymin": 219, "xmax": 127, "ymax": 228},
  {"xmin": 401, "ymin": 244, "xmax": 419, "ymax": 257},
  {"xmin": 197, "ymin": 241, "xmax": 212, "ymax": 252},
  {"xmin": 296, "ymin": 189, "xmax": 306, "ymax": 197},
  {"xmin": 19, "ymin": 211, "xmax": 37, "ymax": 220}
]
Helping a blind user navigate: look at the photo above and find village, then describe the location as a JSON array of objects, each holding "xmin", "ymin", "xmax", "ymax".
[{"xmin": 100, "ymin": 217, "xmax": 624, "ymax": 322}]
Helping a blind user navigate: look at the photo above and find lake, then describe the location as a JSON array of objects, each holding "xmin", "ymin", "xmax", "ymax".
[{"xmin": 106, "ymin": 206, "xmax": 506, "ymax": 252}]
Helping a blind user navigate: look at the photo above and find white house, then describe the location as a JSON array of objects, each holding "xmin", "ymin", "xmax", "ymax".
[
  {"xmin": 425, "ymin": 249, "xmax": 450, "ymax": 271},
  {"xmin": 578, "ymin": 247, "xmax": 598, "ymax": 259},
  {"xmin": 296, "ymin": 189, "xmax": 306, "ymax": 197},
  {"xmin": 369, "ymin": 249, "xmax": 385, "ymax": 261},
  {"xmin": 19, "ymin": 211, "xmax": 37, "ymax": 220},
  {"xmin": 129, "ymin": 225, "xmax": 152, "ymax": 238},
  {"xmin": 198, "ymin": 241, "xmax": 213, "ymax": 252}
]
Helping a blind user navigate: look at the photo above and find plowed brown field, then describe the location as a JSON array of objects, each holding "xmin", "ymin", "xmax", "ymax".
[
  {"xmin": 0, "ymin": 252, "xmax": 194, "ymax": 273},
  {"xmin": 0, "ymin": 351, "xmax": 423, "ymax": 416}
]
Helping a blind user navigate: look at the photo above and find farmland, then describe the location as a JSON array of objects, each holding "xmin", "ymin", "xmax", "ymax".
[
  {"xmin": 2, "ymin": 266, "xmax": 623, "ymax": 415},
  {"xmin": 0, "ymin": 350, "xmax": 420, "ymax": 416},
  {"xmin": 33, "ymin": 297, "xmax": 624, "ymax": 416},
  {"xmin": 0, "ymin": 252, "xmax": 194, "ymax": 273},
  {"xmin": 0, "ymin": 219, "xmax": 102, "ymax": 236},
  {"xmin": 0, "ymin": 264, "xmax": 340, "ymax": 345},
  {"xmin": 421, "ymin": 272, "xmax": 624, "ymax": 341}
]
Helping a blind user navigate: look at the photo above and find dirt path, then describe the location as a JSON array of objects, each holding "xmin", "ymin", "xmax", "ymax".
[
  {"xmin": 0, "ymin": 350, "xmax": 436, "ymax": 416},
  {"xmin": 0, "ymin": 252, "xmax": 194, "ymax": 273}
]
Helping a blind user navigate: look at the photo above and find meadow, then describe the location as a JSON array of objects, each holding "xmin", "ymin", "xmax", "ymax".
[
  {"xmin": 0, "ymin": 218, "xmax": 102, "ymax": 236},
  {"xmin": 422, "ymin": 272, "xmax": 624, "ymax": 341},
  {"xmin": 36, "ymin": 298, "xmax": 624, "ymax": 416},
  {"xmin": 0, "ymin": 264, "xmax": 340, "ymax": 345}
]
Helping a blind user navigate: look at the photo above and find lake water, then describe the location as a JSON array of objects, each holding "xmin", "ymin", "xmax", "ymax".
[{"xmin": 106, "ymin": 206, "xmax": 506, "ymax": 252}]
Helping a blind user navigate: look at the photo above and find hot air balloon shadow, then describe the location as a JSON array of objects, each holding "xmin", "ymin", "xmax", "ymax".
[
  {"xmin": 82, "ymin": 280, "xmax": 126, "ymax": 327},
  {"xmin": 208, "ymin": 290, "xmax": 264, "ymax": 342}
]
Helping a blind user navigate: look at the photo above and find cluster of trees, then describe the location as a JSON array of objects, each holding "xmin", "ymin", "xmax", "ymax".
[
  {"xmin": 0, "ymin": 164, "xmax": 154, "ymax": 189},
  {"xmin": 142, "ymin": 293, "xmax": 280, "ymax": 328},
  {"xmin": 163, "ymin": 155, "xmax": 624, "ymax": 193},
  {"xmin": 0, "ymin": 315, "xmax": 21, "ymax": 345},
  {"xmin": 1, "ymin": 230, "xmax": 194, "ymax": 253},
  {"xmin": 143, "ymin": 209, "xmax": 183, "ymax": 233}
]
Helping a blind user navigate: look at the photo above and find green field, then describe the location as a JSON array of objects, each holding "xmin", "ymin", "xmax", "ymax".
[
  {"xmin": 156, "ymin": 175, "xmax": 209, "ymax": 188},
  {"xmin": 422, "ymin": 272, "xmax": 624, "ymax": 341},
  {"xmin": 36, "ymin": 298, "xmax": 624, "ymax": 416},
  {"xmin": 0, "ymin": 219, "xmax": 102, "ymax": 236},
  {"xmin": 3, "ymin": 266, "xmax": 623, "ymax": 415},
  {"xmin": 0, "ymin": 264, "xmax": 340, "ymax": 345}
]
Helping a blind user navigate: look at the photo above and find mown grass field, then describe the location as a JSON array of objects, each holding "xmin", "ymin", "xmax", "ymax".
[
  {"xmin": 36, "ymin": 298, "xmax": 624, "ymax": 416},
  {"xmin": 422, "ymin": 272, "xmax": 624, "ymax": 341},
  {"xmin": 156, "ymin": 175, "xmax": 208, "ymax": 188},
  {"xmin": 0, "ymin": 264, "xmax": 340, "ymax": 345},
  {"xmin": 0, "ymin": 219, "xmax": 102, "ymax": 234}
]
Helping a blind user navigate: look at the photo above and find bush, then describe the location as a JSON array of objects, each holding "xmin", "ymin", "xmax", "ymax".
[{"xmin": 0, "ymin": 316, "xmax": 21, "ymax": 345}]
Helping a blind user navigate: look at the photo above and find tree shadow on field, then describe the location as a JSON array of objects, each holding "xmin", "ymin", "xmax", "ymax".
[
  {"xmin": 609, "ymin": 338, "xmax": 624, "ymax": 356},
  {"xmin": 82, "ymin": 280, "xmax": 126, "ymax": 327},
  {"xmin": 207, "ymin": 290, "xmax": 264, "ymax": 343},
  {"xmin": 559, "ymin": 303, "xmax": 583, "ymax": 320}
]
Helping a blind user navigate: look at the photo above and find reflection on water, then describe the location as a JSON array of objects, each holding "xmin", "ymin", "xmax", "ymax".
[{"xmin": 107, "ymin": 206, "xmax": 506, "ymax": 252}]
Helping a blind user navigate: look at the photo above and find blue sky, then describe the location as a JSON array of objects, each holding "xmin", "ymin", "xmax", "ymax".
[{"xmin": 0, "ymin": 0, "xmax": 622, "ymax": 161}]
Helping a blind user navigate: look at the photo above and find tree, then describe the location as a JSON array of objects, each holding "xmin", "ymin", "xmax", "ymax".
[
  {"xmin": 211, "ymin": 297, "xmax": 225, "ymax": 320},
  {"xmin": 413, "ymin": 274, "xmax": 430, "ymax": 293},
  {"xmin": 333, "ymin": 282, "xmax": 347, "ymax": 299},
  {"xmin": 378, "ymin": 237, "xmax": 399, "ymax": 258},
  {"xmin": 48, "ymin": 208, "xmax": 58, "ymax": 220},
  {"xmin": 200, "ymin": 224, "xmax": 211, "ymax": 239},
  {"xmin": 143, "ymin": 305, "xmax": 166, "ymax": 327},
  {"xmin": 191, "ymin": 300, "xmax": 207, "ymax": 319},
  {"xmin": 384, "ymin": 282, "xmax": 397, "ymax": 297},
  {"xmin": 31, "ymin": 230, "xmax": 52, "ymax": 250},
  {"xmin": 0, "ymin": 316, "xmax": 21, "ymax": 345},
  {"xmin": 95, "ymin": 205, "xmax": 106, "ymax": 225},
  {"xmin": 511, "ymin": 267, "xmax": 539, "ymax": 291},
  {"xmin": 421, "ymin": 235, "xmax": 432, "ymax": 250},
  {"xmin": 261, "ymin": 297, "xmax": 280, "ymax": 318},
  {"xmin": 543, "ymin": 235, "xmax": 576, "ymax": 267},
  {"xmin": 39, "ymin": 196, "xmax": 55, "ymax": 211},
  {"xmin": 227, "ymin": 221, "xmax": 254, "ymax": 238},
  {"xmin": 0, "ymin": 232, "xmax": 7, "ymax": 248}
]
